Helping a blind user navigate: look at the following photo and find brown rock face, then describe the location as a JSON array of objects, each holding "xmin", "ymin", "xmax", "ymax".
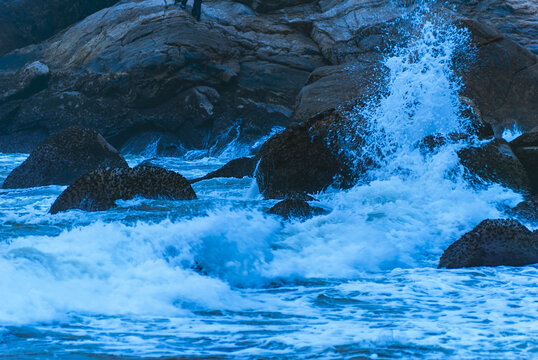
[
  {"xmin": 457, "ymin": 138, "xmax": 531, "ymax": 194},
  {"xmin": 49, "ymin": 165, "xmax": 197, "ymax": 214},
  {"xmin": 2, "ymin": 126, "xmax": 128, "ymax": 189},
  {"xmin": 439, "ymin": 219, "xmax": 538, "ymax": 268}
]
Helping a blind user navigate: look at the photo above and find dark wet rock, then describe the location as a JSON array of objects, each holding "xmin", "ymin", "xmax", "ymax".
[
  {"xmin": 457, "ymin": 138, "xmax": 531, "ymax": 193},
  {"xmin": 49, "ymin": 165, "xmax": 196, "ymax": 214},
  {"xmin": 416, "ymin": 133, "xmax": 470, "ymax": 155},
  {"xmin": 0, "ymin": 0, "xmax": 120, "ymax": 56},
  {"xmin": 510, "ymin": 130, "xmax": 538, "ymax": 194},
  {"xmin": 509, "ymin": 197, "xmax": 538, "ymax": 223},
  {"xmin": 191, "ymin": 157, "xmax": 258, "ymax": 183},
  {"xmin": 0, "ymin": 0, "xmax": 535, "ymax": 153},
  {"xmin": 261, "ymin": 191, "xmax": 316, "ymax": 201},
  {"xmin": 256, "ymin": 105, "xmax": 366, "ymax": 199},
  {"xmin": 293, "ymin": 63, "xmax": 387, "ymax": 122},
  {"xmin": 267, "ymin": 199, "xmax": 328, "ymax": 220},
  {"xmin": 0, "ymin": 61, "xmax": 50, "ymax": 105},
  {"xmin": 458, "ymin": 19, "xmax": 538, "ymax": 134},
  {"xmin": 453, "ymin": 0, "xmax": 538, "ymax": 55},
  {"xmin": 439, "ymin": 219, "xmax": 538, "ymax": 268},
  {"xmin": 2, "ymin": 126, "xmax": 128, "ymax": 189}
]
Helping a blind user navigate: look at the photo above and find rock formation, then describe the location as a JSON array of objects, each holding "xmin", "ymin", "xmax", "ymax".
[
  {"xmin": 49, "ymin": 165, "xmax": 197, "ymax": 213},
  {"xmin": 2, "ymin": 126, "xmax": 128, "ymax": 189},
  {"xmin": 439, "ymin": 219, "xmax": 538, "ymax": 268},
  {"xmin": 0, "ymin": 0, "xmax": 535, "ymax": 155},
  {"xmin": 457, "ymin": 138, "xmax": 532, "ymax": 194},
  {"xmin": 191, "ymin": 156, "xmax": 258, "ymax": 183}
]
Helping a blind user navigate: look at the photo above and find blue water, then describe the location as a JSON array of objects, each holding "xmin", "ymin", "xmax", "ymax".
[{"xmin": 1, "ymin": 8, "xmax": 537, "ymax": 360}]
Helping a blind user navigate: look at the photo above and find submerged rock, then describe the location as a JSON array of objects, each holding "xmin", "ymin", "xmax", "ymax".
[
  {"xmin": 49, "ymin": 165, "xmax": 196, "ymax": 214},
  {"xmin": 2, "ymin": 126, "xmax": 128, "ymax": 189},
  {"xmin": 439, "ymin": 219, "xmax": 538, "ymax": 268},
  {"xmin": 457, "ymin": 138, "xmax": 531, "ymax": 193},
  {"xmin": 191, "ymin": 157, "xmax": 258, "ymax": 183},
  {"xmin": 267, "ymin": 199, "xmax": 328, "ymax": 220},
  {"xmin": 510, "ymin": 130, "xmax": 538, "ymax": 194}
]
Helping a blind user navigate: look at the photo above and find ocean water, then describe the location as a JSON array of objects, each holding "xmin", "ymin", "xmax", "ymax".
[{"xmin": 1, "ymin": 8, "xmax": 537, "ymax": 360}]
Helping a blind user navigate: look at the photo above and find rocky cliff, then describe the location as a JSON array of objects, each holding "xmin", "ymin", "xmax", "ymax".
[{"xmin": 0, "ymin": 0, "xmax": 536, "ymax": 154}]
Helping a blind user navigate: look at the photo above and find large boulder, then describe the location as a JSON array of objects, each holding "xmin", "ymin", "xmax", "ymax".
[
  {"xmin": 0, "ymin": 0, "xmax": 120, "ymax": 56},
  {"xmin": 439, "ymin": 219, "xmax": 538, "ymax": 268},
  {"xmin": 191, "ymin": 156, "xmax": 258, "ymax": 183},
  {"xmin": 2, "ymin": 126, "xmax": 128, "ymax": 189},
  {"xmin": 510, "ymin": 130, "xmax": 538, "ymax": 193},
  {"xmin": 49, "ymin": 165, "xmax": 197, "ymax": 214},
  {"xmin": 255, "ymin": 105, "xmax": 365, "ymax": 199},
  {"xmin": 457, "ymin": 138, "xmax": 532, "ymax": 194},
  {"xmin": 267, "ymin": 199, "xmax": 328, "ymax": 220}
]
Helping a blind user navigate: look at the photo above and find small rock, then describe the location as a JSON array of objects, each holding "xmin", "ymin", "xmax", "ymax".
[
  {"xmin": 191, "ymin": 156, "xmax": 258, "ymax": 183},
  {"xmin": 439, "ymin": 219, "xmax": 538, "ymax": 268},
  {"xmin": 458, "ymin": 138, "xmax": 531, "ymax": 193},
  {"xmin": 2, "ymin": 126, "xmax": 128, "ymax": 189},
  {"xmin": 49, "ymin": 165, "xmax": 197, "ymax": 214},
  {"xmin": 267, "ymin": 199, "xmax": 328, "ymax": 220}
]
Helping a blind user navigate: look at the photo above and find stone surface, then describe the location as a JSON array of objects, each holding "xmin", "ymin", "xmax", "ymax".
[
  {"xmin": 0, "ymin": 0, "xmax": 325, "ymax": 153},
  {"xmin": 458, "ymin": 138, "xmax": 532, "ymax": 194},
  {"xmin": 453, "ymin": 0, "xmax": 538, "ymax": 55},
  {"xmin": 0, "ymin": 0, "xmax": 536, "ymax": 153},
  {"xmin": 191, "ymin": 156, "xmax": 258, "ymax": 183},
  {"xmin": 293, "ymin": 63, "xmax": 387, "ymax": 122},
  {"xmin": 49, "ymin": 165, "xmax": 197, "ymax": 213},
  {"xmin": 0, "ymin": 61, "xmax": 50, "ymax": 105},
  {"xmin": 256, "ymin": 105, "xmax": 368, "ymax": 199},
  {"xmin": 458, "ymin": 19, "xmax": 538, "ymax": 134},
  {"xmin": 2, "ymin": 126, "xmax": 128, "ymax": 189},
  {"xmin": 439, "ymin": 219, "xmax": 538, "ymax": 268},
  {"xmin": 267, "ymin": 199, "xmax": 328, "ymax": 220},
  {"xmin": 510, "ymin": 130, "xmax": 538, "ymax": 194}
]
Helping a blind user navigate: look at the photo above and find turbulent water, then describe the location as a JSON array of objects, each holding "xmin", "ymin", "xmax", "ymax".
[{"xmin": 1, "ymin": 8, "xmax": 537, "ymax": 360}]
